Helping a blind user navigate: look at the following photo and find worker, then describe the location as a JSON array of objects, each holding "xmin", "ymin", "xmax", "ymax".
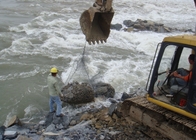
[
  {"xmin": 170, "ymin": 54, "xmax": 195, "ymax": 87},
  {"xmin": 47, "ymin": 67, "xmax": 64, "ymax": 117},
  {"xmin": 168, "ymin": 54, "xmax": 195, "ymax": 97}
]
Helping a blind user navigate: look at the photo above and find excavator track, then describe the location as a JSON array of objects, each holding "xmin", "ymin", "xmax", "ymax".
[{"xmin": 121, "ymin": 96, "xmax": 196, "ymax": 140}]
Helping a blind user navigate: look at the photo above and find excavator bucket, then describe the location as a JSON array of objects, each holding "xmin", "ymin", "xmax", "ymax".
[{"xmin": 80, "ymin": 0, "xmax": 114, "ymax": 45}]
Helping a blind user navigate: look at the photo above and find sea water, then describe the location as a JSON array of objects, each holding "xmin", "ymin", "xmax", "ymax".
[{"xmin": 0, "ymin": 0, "xmax": 195, "ymax": 125}]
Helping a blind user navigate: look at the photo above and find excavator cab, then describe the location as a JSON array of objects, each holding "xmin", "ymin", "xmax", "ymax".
[{"xmin": 146, "ymin": 35, "xmax": 196, "ymax": 120}]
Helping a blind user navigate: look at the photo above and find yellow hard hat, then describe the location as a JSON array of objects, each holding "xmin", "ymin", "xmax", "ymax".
[{"xmin": 50, "ymin": 67, "xmax": 58, "ymax": 73}]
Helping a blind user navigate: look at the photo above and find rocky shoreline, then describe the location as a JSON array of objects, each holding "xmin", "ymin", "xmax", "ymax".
[{"xmin": 0, "ymin": 99, "xmax": 169, "ymax": 140}]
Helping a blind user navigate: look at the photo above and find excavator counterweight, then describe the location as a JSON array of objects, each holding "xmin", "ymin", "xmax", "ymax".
[{"xmin": 80, "ymin": 0, "xmax": 114, "ymax": 45}]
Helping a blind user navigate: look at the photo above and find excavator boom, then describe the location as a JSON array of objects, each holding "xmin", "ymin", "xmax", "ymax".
[{"xmin": 80, "ymin": 0, "xmax": 114, "ymax": 45}]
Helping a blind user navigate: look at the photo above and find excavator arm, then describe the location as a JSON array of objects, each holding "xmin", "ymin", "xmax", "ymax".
[{"xmin": 80, "ymin": 0, "xmax": 114, "ymax": 45}]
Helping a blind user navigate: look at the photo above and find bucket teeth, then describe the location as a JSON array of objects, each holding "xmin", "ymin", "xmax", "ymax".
[{"xmin": 87, "ymin": 39, "xmax": 108, "ymax": 45}]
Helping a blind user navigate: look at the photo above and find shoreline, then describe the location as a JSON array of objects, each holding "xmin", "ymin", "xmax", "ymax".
[{"xmin": 1, "ymin": 99, "xmax": 168, "ymax": 140}]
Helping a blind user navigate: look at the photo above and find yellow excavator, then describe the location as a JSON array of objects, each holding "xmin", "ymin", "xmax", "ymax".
[
  {"xmin": 123, "ymin": 35, "xmax": 196, "ymax": 140},
  {"xmin": 80, "ymin": 1, "xmax": 196, "ymax": 139}
]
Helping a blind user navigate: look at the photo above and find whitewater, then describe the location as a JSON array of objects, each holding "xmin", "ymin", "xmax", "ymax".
[{"xmin": 0, "ymin": 0, "xmax": 195, "ymax": 125}]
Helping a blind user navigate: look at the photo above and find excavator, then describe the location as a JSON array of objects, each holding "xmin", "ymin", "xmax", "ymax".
[
  {"xmin": 121, "ymin": 35, "xmax": 196, "ymax": 140},
  {"xmin": 80, "ymin": 0, "xmax": 196, "ymax": 139}
]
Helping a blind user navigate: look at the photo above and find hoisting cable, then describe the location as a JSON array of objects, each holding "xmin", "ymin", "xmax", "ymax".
[
  {"xmin": 64, "ymin": 41, "xmax": 93, "ymax": 89},
  {"xmin": 81, "ymin": 42, "xmax": 92, "ymax": 86}
]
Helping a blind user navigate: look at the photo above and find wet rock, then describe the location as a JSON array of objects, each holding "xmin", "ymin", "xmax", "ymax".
[
  {"xmin": 56, "ymin": 124, "xmax": 64, "ymax": 130},
  {"xmin": 62, "ymin": 115, "xmax": 70, "ymax": 129},
  {"xmin": 108, "ymin": 103, "xmax": 117, "ymax": 116},
  {"xmin": 45, "ymin": 124, "xmax": 55, "ymax": 132},
  {"xmin": 94, "ymin": 82, "xmax": 115, "ymax": 98},
  {"xmin": 108, "ymin": 98, "xmax": 118, "ymax": 103},
  {"xmin": 0, "ymin": 126, "xmax": 5, "ymax": 140},
  {"xmin": 4, "ymin": 130, "xmax": 18, "ymax": 139},
  {"xmin": 111, "ymin": 23, "xmax": 122, "ymax": 31},
  {"xmin": 123, "ymin": 20, "xmax": 134, "ymax": 27},
  {"xmin": 5, "ymin": 115, "xmax": 22, "ymax": 128},
  {"xmin": 120, "ymin": 19, "xmax": 194, "ymax": 33},
  {"xmin": 61, "ymin": 82, "xmax": 94, "ymax": 104},
  {"xmin": 69, "ymin": 120, "xmax": 77, "ymax": 126},
  {"xmin": 53, "ymin": 117, "xmax": 62, "ymax": 125},
  {"xmin": 44, "ymin": 112, "xmax": 54, "ymax": 127},
  {"xmin": 121, "ymin": 92, "xmax": 132, "ymax": 101},
  {"xmin": 5, "ymin": 125, "xmax": 29, "ymax": 135},
  {"xmin": 133, "ymin": 23, "xmax": 146, "ymax": 30},
  {"xmin": 115, "ymin": 102, "xmax": 123, "ymax": 118}
]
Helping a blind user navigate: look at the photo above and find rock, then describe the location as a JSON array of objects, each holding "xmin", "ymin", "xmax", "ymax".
[
  {"xmin": 108, "ymin": 98, "xmax": 118, "ymax": 103},
  {"xmin": 62, "ymin": 82, "xmax": 94, "ymax": 104},
  {"xmin": 123, "ymin": 20, "xmax": 134, "ymax": 27},
  {"xmin": 133, "ymin": 24, "xmax": 146, "ymax": 30},
  {"xmin": 110, "ymin": 24, "xmax": 122, "ymax": 31},
  {"xmin": 39, "ymin": 120, "xmax": 45, "ymax": 125},
  {"xmin": 115, "ymin": 102, "xmax": 123, "ymax": 118},
  {"xmin": 5, "ymin": 115, "xmax": 22, "ymax": 128},
  {"xmin": 4, "ymin": 130, "xmax": 18, "ymax": 139},
  {"xmin": 0, "ymin": 126, "xmax": 5, "ymax": 140},
  {"xmin": 5, "ymin": 125, "xmax": 30, "ymax": 136},
  {"xmin": 126, "ymin": 27, "xmax": 134, "ymax": 32},
  {"xmin": 122, "ymin": 19, "xmax": 172, "ymax": 33},
  {"xmin": 44, "ymin": 113, "xmax": 54, "ymax": 127},
  {"xmin": 53, "ymin": 117, "xmax": 62, "ymax": 125},
  {"xmin": 121, "ymin": 92, "xmax": 131, "ymax": 101},
  {"xmin": 69, "ymin": 120, "xmax": 77, "ymax": 126},
  {"xmin": 108, "ymin": 103, "xmax": 117, "ymax": 116},
  {"xmin": 164, "ymin": 27, "xmax": 171, "ymax": 32},
  {"xmin": 80, "ymin": 113, "xmax": 91, "ymax": 121},
  {"xmin": 45, "ymin": 124, "xmax": 55, "ymax": 132},
  {"xmin": 62, "ymin": 115, "xmax": 70, "ymax": 129},
  {"xmin": 17, "ymin": 135, "xmax": 32, "ymax": 140},
  {"xmin": 56, "ymin": 124, "xmax": 64, "ymax": 130},
  {"xmin": 94, "ymin": 122, "xmax": 103, "ymax": 129},
  {"xmin": 94, "ymin": 82, "xmax": 115, "ymax": 98},
  {"xmin": 112, "ymin": 114, "xmax": 118, "ymax": 121}
]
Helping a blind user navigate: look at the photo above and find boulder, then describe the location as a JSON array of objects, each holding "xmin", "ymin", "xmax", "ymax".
[
  {"xmin": 4, "ymin": 131, "xmax": 18, "ymax": 139},
  {"xmin": 123, "ymin": 20, "xmax": 134, "ymax": 27},
  {"xmin": 61, "ymin": 82, "xmax": 94, "ymax": 104},
  {"xmin": 94, "ymin": 82, "xmax": 115, "ymax": 98},
  {"xmin": 110, "ymin": 24, "xmax": 122, "ymax": 31},
  {"xmin": 4, "ymin": 115, "xmax": 22, "ymax": 128}
]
